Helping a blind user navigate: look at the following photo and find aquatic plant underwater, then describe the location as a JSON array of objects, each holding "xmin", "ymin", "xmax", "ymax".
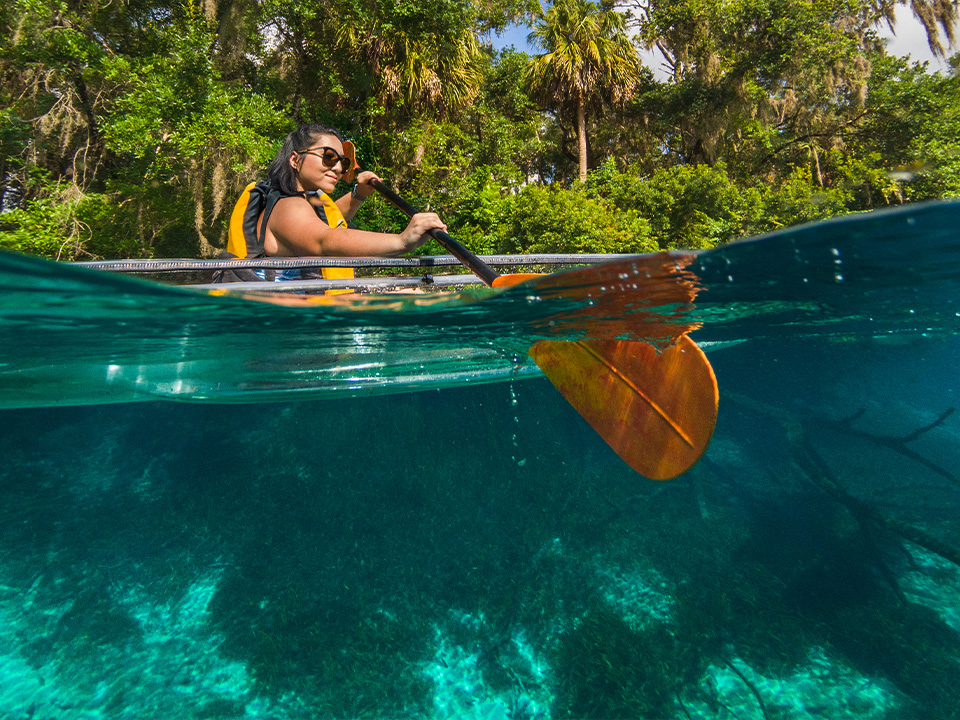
[{"xmin": 1, "ymin": 329, "xmax": 959, "ymax": 719}]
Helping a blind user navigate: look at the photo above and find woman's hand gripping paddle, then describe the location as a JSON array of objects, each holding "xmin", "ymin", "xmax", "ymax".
[{"xmin": 364, "ymin": 174, "xmax": 719, "ymax": 480}]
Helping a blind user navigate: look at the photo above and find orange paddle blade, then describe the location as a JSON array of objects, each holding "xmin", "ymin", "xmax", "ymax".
[
  {"xmin": 492, "ymin": 273, "xmax": 544, "ymax": 288},
  {"xmin": 342, "ymin": 140, "xmax": 361, "ymax": 184},
  {"xmin": 529, "ymin": 335, "xmax": 718, "ymax": 480}
]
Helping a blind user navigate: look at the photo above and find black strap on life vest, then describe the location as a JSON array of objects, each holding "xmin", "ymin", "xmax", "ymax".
[{"xmin": 213, "ymin": 184, "xmax": 350, "ymax": 283}]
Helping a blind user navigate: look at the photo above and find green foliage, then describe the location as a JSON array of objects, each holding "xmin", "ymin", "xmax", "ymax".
[
  {"xmin": 587, "ymin": 160, "xmax": 763, "ymax": 249},
  {"xmin": 96, "ymin": 10, "xmax": 288, "ymax": 254},
  {"xmin": 2, "ymin": 0, "xmax": 960, "ymax": 260},
  {"xmin": 80, "ymin": 182, "xmax": 200, "ymax": 259},
  {"xmin": 469, "ymin": 49, "xmax": 551, "ymax": 183},
  {"xmin": 0, "ymin": 190, "xmax": 85, "ymax": 259},
  {"xmin": 0, "ymin": 179, "xmax": 199, "ymax": 260},
  {"xmin": 0, "ymin": 0, "xmax": 286, "ymax": 257},
  {"xmin": 845, "ymin": 54, "xmax": 960, "ymax": 204},
  {"xmin": 755, "ymin": 166, "xmax": 851, "ymax": 231},
  {"xmin": 472, "ymin": 0, "xmax": 540, "ymax": 32},
  {"xmin": 334, "ymin": 0, "xmax": 486, "ymax": 124},
  {"xmin": 487, "ymin": 182, "xmax": 655, "ymax": 254},
  {"xmin": 584, "ymin": 159, "xmax": 855, "ymax": 247},
  {"xmin": 635, "ymin": 0, "xmax": 877, "ymax": 170}
]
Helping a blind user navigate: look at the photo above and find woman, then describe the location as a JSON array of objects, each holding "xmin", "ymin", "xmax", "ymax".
[{"xmin": 255, "ymin": 124, "xmax": 445, "ymax": 258}]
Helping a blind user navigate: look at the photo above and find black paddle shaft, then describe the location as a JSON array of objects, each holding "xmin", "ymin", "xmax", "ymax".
[{"xmin": 369, "ymin": 179, "xmax": 500, "ymax": 287}]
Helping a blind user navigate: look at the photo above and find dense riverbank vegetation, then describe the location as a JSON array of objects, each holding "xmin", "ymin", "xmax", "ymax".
[{"xmin": 1, "ymin": 0, "xmax": 959, "ymax": 259}]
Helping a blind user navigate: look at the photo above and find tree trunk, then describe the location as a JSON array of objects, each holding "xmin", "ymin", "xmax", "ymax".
[
  {"xmin": 812, "ymin": 145, "xmax": 823, "ymax": 187},
  {"xmin": 577, "ymin": 99, "xmax": 588, "ymax": 183}
]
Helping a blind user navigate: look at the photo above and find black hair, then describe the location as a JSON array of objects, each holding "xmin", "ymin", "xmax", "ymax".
[{"xmin": 266, "ymin": 123, "xmax": 345, "ymax": 195}]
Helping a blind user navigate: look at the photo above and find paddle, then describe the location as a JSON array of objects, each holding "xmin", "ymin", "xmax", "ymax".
[{"xmin": 356, "ymin": 174, "xmax": 718, "ymax": 480}]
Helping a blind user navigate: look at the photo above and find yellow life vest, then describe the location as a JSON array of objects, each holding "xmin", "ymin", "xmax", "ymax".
[{"xmin": 224, "ymin": 181, "xmax": 355, "ymax": 283}]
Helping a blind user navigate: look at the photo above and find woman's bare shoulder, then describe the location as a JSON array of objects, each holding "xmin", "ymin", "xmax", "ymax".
[
  {"xmin": 266, "ymin": 195, "xmax": 330, "ymax": 255},
  {"xmin": 268, "ymin": 195, "xmax": 317, "ymax": 230}
]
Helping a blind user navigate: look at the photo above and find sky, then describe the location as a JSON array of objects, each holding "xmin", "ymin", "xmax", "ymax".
[
  {"xmin": 490, "ymin": 6, "xmax": 953, "ymax": 77},
  {"xmin": 881, "ymin": 5, "xmax": 950, "ymax": 70}
]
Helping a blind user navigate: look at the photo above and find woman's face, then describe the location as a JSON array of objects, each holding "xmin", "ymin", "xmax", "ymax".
[{"xmin": 290, "ymin": 134, "xmax": 346, "ymax": 194}]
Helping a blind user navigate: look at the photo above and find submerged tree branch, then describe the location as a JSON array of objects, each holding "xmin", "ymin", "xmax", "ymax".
[
  {"xmin": 822, "ymin": 408, "xmax": 958, "ymax": 486},
  {"xmin": 726, "ymin": 393, "xmax": 960, "ymax": 573},
  {"xmin": 720, "ymin": 656, "xmax": 771, "ymax": 720}
]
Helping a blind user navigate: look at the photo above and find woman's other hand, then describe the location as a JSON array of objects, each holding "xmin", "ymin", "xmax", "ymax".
[{"xmin": 353, "ymin": 171, "xmax": 381, "ymax": 200}]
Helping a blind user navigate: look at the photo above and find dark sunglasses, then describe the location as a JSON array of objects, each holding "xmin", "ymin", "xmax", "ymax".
[{"xmin": 299, "ymin": 146, "xmax": 350, "ymax": 171}]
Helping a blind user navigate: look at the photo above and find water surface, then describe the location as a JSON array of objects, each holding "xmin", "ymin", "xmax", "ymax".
[{"xmin": 1, "ymin": 201, "xmax": 959, "ymax": 719}]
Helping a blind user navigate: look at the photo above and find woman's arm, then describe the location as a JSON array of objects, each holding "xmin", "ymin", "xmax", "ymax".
[{"xmin": 264, "ymin": 195, "xmax": 445, "ymax": 257}]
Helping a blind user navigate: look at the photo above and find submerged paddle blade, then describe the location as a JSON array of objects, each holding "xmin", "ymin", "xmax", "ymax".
[{"xmin": 530, "ymin": 336, "xmax": 718, "ymax": 480}]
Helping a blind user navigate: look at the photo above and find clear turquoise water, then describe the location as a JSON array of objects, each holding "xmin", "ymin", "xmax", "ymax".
[{"xmin": 1, "ymin": 202, "xmax": 959, "ymax": 719}]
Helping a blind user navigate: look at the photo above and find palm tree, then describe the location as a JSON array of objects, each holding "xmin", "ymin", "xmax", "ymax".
[
  {"xmin": 526, "ymin": 0, "xmax": 643, "ymax": 182},
  {"xmin": 335, "ymin": 0, "xmax": 485, "ymax": 122}
]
